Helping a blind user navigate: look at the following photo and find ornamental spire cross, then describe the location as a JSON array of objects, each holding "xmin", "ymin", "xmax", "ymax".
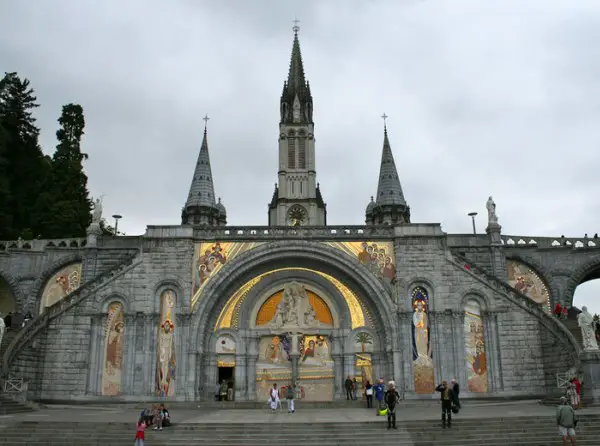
[
  {"xmin": 381, "ymin": 113, "xmax": 388, "ymax": 128},
  {"xmin": 292, "ymin": 18, "xmax": 300, "ymax": 34},
  {"xmin": 203, "ymin": 114, "xmax": 210, "ymax": 131}
]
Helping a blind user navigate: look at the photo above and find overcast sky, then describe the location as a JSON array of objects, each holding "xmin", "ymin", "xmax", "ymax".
[{"xmin": 1, "ymin": 0, "xmax": 599, "ymax": 312}]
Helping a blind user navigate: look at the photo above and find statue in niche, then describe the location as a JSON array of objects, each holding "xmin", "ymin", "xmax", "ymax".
[
  {"xmin": 0, "ymin": 314, "xmax": 5, "ymax": 351},
  {"xmin": 578, "ymin": 306, "xmax": 599, "ymax": 351},
  {"xmin": 413, "ymin": 300, "xmax": 429, "ymax": 359},
  {"xmin": 267, "ymin": 282, "xmax": 330, "ymax": 329},
  {"xmin": 486, "ymin": 196, "xmax": 498, "ymax": 225}
]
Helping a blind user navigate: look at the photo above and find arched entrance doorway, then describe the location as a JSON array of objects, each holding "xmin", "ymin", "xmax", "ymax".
[
  {"xmin": 0, "ymin": 274, "xmax": 17, "ymax": 316},
  {"xmin": 190, "ymin": 241, "xmax": 399, "ymax": 402}
]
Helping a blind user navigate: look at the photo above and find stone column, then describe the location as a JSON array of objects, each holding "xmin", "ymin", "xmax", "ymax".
[
  {"xmin": 86, "ymin": 314, "xmax": 102, "ymax": 395},
  {"xmin": 145, "ymin": 314, "xmax": 159, "ymax": 396},
  {"xmin": 452, "ymin": 311, "xmax": 465, "ymax": 387},
  {"xmin": 487, "ymin": 310, "xmax": 504, "ymax": 391},
  {"xmin": 399, "ymin": 312, "xmax": 415, "ymax": 393},
  {"xmin": 122, "ymin": 313, "xmax": 137, "ymax": 395},
  {"xmin": 332, "ymin": 354, "xmax": 343, "ymax": 399},
  {"xmin": 290, "ymin": 354, "xmax": 300, "ymax": 385},
  {"xmin": 486, "ymin": 221, "xmax": 506, "ymax": 279},
  {"xmin": 246, "ymin": 355, "xmax": 258, "ymax": 401},
  {"xmin": 579, "ymin": 350, "xmax": 600, "ymax": 406}
]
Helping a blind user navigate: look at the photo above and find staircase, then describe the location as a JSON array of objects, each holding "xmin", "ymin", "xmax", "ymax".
[
  {"xmin": 0, "ymin": 415, "xmax": 598, "ymax": 445},
  {"xmin": 0, "ymin": 392, "xmax": 36, "ymax": 415},
  {"xmin": 2, "ymin": 252, "xmax": 139, "ymax": 377},
  {"xmin": 562, "ymin": 316, "xmax": 584, "ymax": 347},
  {"xmin": 0, "ymin": 330, "xmax": 16, "ymax": 359}
]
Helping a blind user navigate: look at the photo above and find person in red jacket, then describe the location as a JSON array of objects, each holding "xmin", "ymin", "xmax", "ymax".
[{"xmin": 555, "ymin": 303, "xmax": 562, "ymax": 318}]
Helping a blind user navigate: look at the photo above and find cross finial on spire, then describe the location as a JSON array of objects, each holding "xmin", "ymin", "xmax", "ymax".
[
  {"xmin": 381, "ymin": 113, "xmax": 388, "ymax": 132},
  {"xmin": 203, "ymin": 114, "xmax": 210, "ymax": 132},
  {"xmin": 292, "ymin": 18, "xmax": 300, "ymax": 34}
]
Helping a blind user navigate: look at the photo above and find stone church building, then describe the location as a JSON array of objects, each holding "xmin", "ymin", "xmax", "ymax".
[{"xmin": 1, "ymin": 28, "xmax": 599, "ymax": 403}]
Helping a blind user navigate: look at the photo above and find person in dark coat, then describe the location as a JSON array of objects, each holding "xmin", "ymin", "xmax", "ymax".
[
  {"xmin": 384, "ymin": 381, "xmax": 401, "ymax": 430},
  {"xmin": 436, "ymin": 380, "xmax": 460, "ymax": 428}
]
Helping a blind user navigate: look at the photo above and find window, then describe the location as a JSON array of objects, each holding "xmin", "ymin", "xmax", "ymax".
[
  {"xmin": 298, "ymin": 137, "xmax": 306, "ymax": 169},
  {"xmin": 288, "ymin": 138, "xmax": 296, "ymax": 169}
]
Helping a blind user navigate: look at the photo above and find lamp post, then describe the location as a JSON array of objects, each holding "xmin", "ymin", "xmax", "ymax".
[
  {"xmin": 112, "ymin": 214, "xmax": 122, "ymax": 236},
  {"xmin": 468, "ymin": 212, "xmax": 478, "ymax": 235}
]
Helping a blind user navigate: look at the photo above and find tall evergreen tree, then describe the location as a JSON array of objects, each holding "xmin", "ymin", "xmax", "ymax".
[
  {"xmin": 36, "ymin": 104, "xmax": 91, "ymax": 238},
  {"xmin": 0, "ymin": 72, "xmax": 49, "ymax": 239}
]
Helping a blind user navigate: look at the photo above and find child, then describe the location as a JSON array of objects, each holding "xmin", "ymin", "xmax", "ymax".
[{"xmin": 135, "ymin": 417, "xmax": 146, "ymax": 446}]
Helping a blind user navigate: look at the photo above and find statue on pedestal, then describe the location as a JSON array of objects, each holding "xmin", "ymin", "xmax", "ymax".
[
  {"xmin": 577, "ymin": 306, "xmax": 599, "ymax": 351},
  {"xmin": 91, "ymin": 196, "xmax": 103, "ymax": 223},
  {"xmin": 486, "ymin": 196, "xmax": 498, "ymax": 225}
]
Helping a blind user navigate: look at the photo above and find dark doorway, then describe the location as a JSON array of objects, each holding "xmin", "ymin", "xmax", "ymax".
[{"xmin": 218, "ymin": 366, "xmax": 234, "ymax": 383}]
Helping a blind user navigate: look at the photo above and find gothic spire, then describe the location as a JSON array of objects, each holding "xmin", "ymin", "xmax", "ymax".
[
  {"xmin": 181, "ymin": 116, "xmax": 226, "ymax": 226},
  {"xmin": 366, "ymin": 116, "xmax": 410, "ymax": 224},
  {"xmin": 280, "ymin": 21, "xmax": 313, "ymax": 124}
]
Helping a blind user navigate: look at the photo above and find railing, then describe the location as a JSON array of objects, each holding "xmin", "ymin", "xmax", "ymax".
[
  {"xmin": 3, "ymin": 376, "xmax": 26, "ymax": 393},
  {"xmin": 1, "ymin": 252, "xmax": 140, "ymax": 377},
  {"xmin": 556, "ymin": 371, "xmax": 573, "ymax": 390},
  {"xmin": 450, "ymin": 253, "xmax": 582, "ymax": 360},
  {"xmin": 0, "ymin": 237, "xmax": 87, "ymax": 252},
  {"xmin": 501, "ymin": 235, "xmax": 600, "ymax": 250}
]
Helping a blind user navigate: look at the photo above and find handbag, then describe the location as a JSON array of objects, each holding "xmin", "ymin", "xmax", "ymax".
[{"xmin": 366, "ymin": 388, "xmax": 373, "ymax": 396}]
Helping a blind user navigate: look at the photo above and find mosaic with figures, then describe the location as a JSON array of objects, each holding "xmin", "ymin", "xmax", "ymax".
[
  {"xmin": 324, "ymin": 241, "xmax": 396, "ymax": 285},
  {"xmin": 40, "ymin": 263, "xmax": 82, "ymax": 314},
  {"xmin": 506, "ymin": 260, "xmax": 551, "ymax": 313},
  {"xmin": 191, "ymin": 242, "xmax": 264, "ymax": 308}
]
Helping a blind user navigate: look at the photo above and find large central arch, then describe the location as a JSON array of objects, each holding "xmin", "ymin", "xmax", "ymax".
[{"xmin": 188, "ymin": 241, "xmax": 400, "ymax": 401}]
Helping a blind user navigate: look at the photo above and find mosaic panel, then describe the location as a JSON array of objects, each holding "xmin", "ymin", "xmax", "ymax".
[
  {"xmin": 40, "ymin": 263, "xmax": 82, "ymax": 314},
  {"xmin": 324, "ymin": 241, "xmax": 396, "ymax": 285}
]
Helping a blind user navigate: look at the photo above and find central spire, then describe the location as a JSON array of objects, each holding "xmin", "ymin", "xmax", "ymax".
[{"xmin": 280, "ymin": 21, "xmax": 313, "ymax": 125}]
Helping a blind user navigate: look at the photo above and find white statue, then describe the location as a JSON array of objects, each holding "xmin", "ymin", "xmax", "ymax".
[
  {"xmin": 486, "ymin": 196, "xmax": 498, "ymax": 225},
  {"xmin": 577, "ymin": 306, "xmax": 599, "ymax": 351},
  {"xmin": 91, "ymin": 196, "xmax": 103, "ymax": 223},
  {"xmin": 0, "ymin": 314, "xmax": 5, "ymax": 350}
]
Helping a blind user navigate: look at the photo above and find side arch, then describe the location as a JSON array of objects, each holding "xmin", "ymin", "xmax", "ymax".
[
  {"xmin": 31, "ymin": 253, "xmax": 83, "ymax": 306},
  {"xmin": 563, "ymin": 254, "xmax": 600, "ymax": 307},
  {"xmin": 0, "ymin": 271, "xmax": 23, "ymax": 313},
  {"xmin": 98, "ymin": 293, "xmax": 132, "ymax": 313},
  {"xmin": 152, "ymin": 278, "xmax": 186, "ymax": 314},
  {"xmin": 505, "ymin": 255, "xmax": 553, "ymax": 310},
  {"xmin": 458, "ymin": 289, "xmax": 491, "ymax": 313},
  {"xmin": 405, "ymin": 278, "xmax": 435, "ymax": 310}
]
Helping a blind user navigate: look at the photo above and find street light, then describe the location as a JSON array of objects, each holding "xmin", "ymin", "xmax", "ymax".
[
  {"xmin": 112, "ymin": 214, "xmax": 122, "ymax": 236},
  {"xmin": 467, "ymin": 212, "xmax": 478, "ymax": 235}
]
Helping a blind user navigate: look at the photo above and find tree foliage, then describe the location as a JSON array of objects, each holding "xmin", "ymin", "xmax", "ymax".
[
  {"xmin": 36, "ymin": 104, "xmax": 91, "ymax": 238},
  {"xmin": 0, "ymin": 72, "xmax": 93, "ymax": 240}
]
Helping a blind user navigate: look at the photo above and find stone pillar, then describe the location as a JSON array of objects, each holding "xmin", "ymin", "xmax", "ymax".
[
  {"xmin": 234, "ymin": 354, "xmax": 246, "ymax": 401},
  {"xmin": 332, "ymin": 354, "xmax": 344, "ymax": 399},
  {"xmin": 246, "ymin": 355, "xmax": 258, "ymax": 401},
  {"xmin": 399, "ymin": 312, "xmax": 415, "ymax": 393},
  {"xmin": 451, "ymin": 311, "xmax": 465, "ymax": 387},
  {"xmin": 86, "ymin": 314, "xmax": 102, "ymax": 395},
  {"xmin": 122, "ymin": 313, "xmax": 137, "ymax": 395},
  {"xmin": 486, "ymin": 222, "xmax": 506, "ymax": 279},
  {"xmin": 580, "ymin": 350, "xmax": 600, "ymax": 406}
]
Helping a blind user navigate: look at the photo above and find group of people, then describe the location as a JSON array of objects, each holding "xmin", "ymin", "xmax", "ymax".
[
  {"xmin": 267, "ymin": 383, "xmax": 297, "ymax": 413},
  {"xmin": 554, "ymin": 304, "xmax": 570, "ymax": 319},
  {"xmin": 135, "ymin": 403, "xmax": 171, "ymax": 444},
  {"xmin": 2, "ymin": 311, "xmax": 33, "ymax": 330},
  {"xmin": 214, "ymin": 379, "xmax": 235, "ymax": 401}
]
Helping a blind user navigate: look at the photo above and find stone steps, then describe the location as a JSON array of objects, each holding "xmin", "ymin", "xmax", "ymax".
[
  {"xmin": 0, "ymin": 393, "xmax": 37, "ymax": 415},
  {"xmin": 0, "ymin": 417, "xmax": 598, "ymax": 445}
]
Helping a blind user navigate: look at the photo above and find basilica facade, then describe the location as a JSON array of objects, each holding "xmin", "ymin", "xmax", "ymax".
[{"xmin": 0, "ymin": 28, "xmax": 596, "ymax": 404}]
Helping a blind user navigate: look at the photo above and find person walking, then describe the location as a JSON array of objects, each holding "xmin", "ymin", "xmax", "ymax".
[
  {"xmin": 373, "ymin": 378, "xmax": 386, "ymax": 414},
  {"xmin": 364, "ymin": 380, "xmax": 373, "ymax": 408},
  {"xmin": 134, "ymin": 417, "xmax": 146, "ymax": 446},
  {"xmin": 345, "ymin": 376, "xmax": 353, "ymax": 401},
  {"xmin": 435, "ymin": 380, "xmax": 459, "ymax": 428},
  {"xmin": 269, "ymin": 383, "xmax": 280, "ymax": 412},
  {"xmin": 557, "ymin": 396, "xmax": 577, "ymax": 445},
  {"xmin": 571, "ymin": 376, "xmax": 581, "ymax": 410},
  {"xmin": 384, "ymin": 381, "xmax": 401, "ymax": 430},
  {"xmin": 286, "ymin": 383, "xmax": 296, "ymax": 413}
]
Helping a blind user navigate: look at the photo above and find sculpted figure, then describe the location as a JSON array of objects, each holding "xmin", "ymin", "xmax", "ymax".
[
  {"xmin": 91, "ymin": 197, "xmax": 103, "ymax": 223},
  {"xmin": 486, "ymin": 196, "xmax": 498, "ymax": 225},
  {"xmin": 577, "ymin": 306, "xmax": 599, "ymax": 351}
]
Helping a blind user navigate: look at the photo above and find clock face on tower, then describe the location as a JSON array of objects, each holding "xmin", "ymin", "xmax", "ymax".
[{"xmin": 287, "ymin": 205, "xmax": 307, "ymax": 226}]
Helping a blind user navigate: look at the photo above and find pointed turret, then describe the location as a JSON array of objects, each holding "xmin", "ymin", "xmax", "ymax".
[
  {"xmin": 181, "ymin": 118, "xmax": 226, "ymax": 226},
  {"xmin": 366, "ymin": 120, "xmax": 410, "ymax": 225},
  {"xmin": 280, "ymin": 24, "xmax": 313, "ymax": 125}
]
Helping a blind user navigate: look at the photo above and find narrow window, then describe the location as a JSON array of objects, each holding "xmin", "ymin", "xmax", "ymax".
[{"xmin": 288, "ymin": 138, "xmax": 296, "ymax": 169}]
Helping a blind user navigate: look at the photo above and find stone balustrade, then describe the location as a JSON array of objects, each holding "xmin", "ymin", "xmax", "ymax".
[
  {"xmin": 501, "ymin": 235, "xmax": 600, "ymax": 250},
  {"xmin": 0, "ymin": 238, "xmax": 87, "ymax": 252}
]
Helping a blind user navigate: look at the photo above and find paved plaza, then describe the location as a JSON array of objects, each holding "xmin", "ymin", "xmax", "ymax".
[{"xmin": 0, "ymin": 400, "xmax": 597, "ymax": 425}]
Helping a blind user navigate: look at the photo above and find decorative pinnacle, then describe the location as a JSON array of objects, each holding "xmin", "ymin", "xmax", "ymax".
[
  {"xmin": 381, "ymin": 113, "xmax": 388, "ymax": 131},
  {"xmin": 202, "ymin": 114, "xmax": 210, "ymax": 133},
  {"xmin": 292, "ymin": 18, "xmax": 300, "ymax": 34}
]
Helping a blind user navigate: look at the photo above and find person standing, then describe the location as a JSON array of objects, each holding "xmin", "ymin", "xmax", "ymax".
[
  {"xmin": 134, "ymin": 417, "xmax": 146, "ymax": 446},
  {"xmin": 269, "ymin": 383, "xmax": 280, "ymax": 412},
  {"xmin": 352, "ymin": 377, "xmax": 358, "ymax": 400},
  {"xmin": 436, "ymin": 380, "xmax": 459, "ymax": 428},
  {"xmin": 364, "ymin": 380, "xmax": 373, "ymax": 408},
  {"xmin": 219, "ymin": 380, "xmax": 228, "ymax": 401},
  {"xmin": 557, "ymin": 396, "xmax": 577, "ymax": 446},
  {"xmin": 286, "ymin": 383, "xmax": 296, "ymax": 413},
  {"xmin": 344, "ymin": 376, "xmax": 353, "ymax": 401},
  {"xmin": 384, "ymin": 381, "xmax": 401, "ymax": 430},
  {"xmin": 373, "ymin": 378, "xmax": 386, "ymax": 414},
  {"xmin": 571, "ymin": 377, "xmax": 581, "ymax": 410}
]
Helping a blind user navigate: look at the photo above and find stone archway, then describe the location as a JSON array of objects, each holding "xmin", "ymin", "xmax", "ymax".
[
  {"xmin": 0, "ymin": 273, "xmax": 18, "ymax": 315},
  {"xmin": 564, "ymin": 255, "xmax": 600, "ymax": 308},
  {"xmin": 188, "ymin": 241, "xmax": 400, "ymax": 401}
]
